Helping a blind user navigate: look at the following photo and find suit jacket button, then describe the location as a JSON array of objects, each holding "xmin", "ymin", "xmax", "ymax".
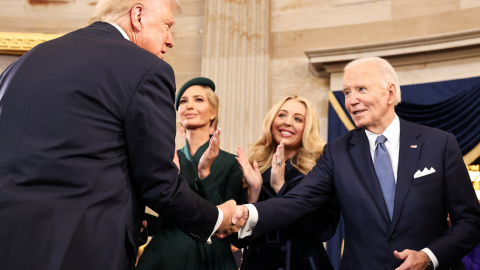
[{"xmin": 389, "ymin": 238, "xmax": 395, "ymax": 244}]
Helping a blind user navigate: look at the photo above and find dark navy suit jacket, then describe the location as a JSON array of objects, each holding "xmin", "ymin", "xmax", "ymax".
[
  {"xmin": 0, "ymin": 22, "xmax": 217, "ymax": 270},
  {"xmin": 254, "ymin": 119, "xmax": 480, "ymax": 270}
]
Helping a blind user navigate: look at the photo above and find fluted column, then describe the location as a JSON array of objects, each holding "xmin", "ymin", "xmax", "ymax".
[{"xmin": 202, "ymin": 0, "xmax": 270, "ymax": 153}]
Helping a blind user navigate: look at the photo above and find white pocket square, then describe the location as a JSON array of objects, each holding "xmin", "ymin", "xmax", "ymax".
[{"xmin": 414, "ymin": 167, "xmax": 436, "ymax": 178}]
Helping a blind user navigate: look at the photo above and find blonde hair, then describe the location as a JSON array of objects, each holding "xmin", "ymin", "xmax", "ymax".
[
  {"xmin": 248, "ymin": 96, "xmax": 325, "ymax": 175},
  {"xmin": 204, "ymin": 86, "xmax": 219, "ymax": 129},
  {"xmin": 88, "ymin": 0, "xmax": 181, "ymax": 25},
  {"xmin": 344, "ymin": 56, "xmax": 401, "ymax": 105},
  {"xmin": 178, "ymin": 86, "xmax": 219, "ymax": 131}
]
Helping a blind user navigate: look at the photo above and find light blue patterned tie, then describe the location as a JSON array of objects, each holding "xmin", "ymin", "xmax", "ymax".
[{"xmin": 374, "ymin": 135, "xmax": 396, "ymax": 220}]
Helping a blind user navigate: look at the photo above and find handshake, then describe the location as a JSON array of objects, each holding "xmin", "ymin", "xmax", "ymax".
[{"xmin": 214, "ymin": 200, "xmax": 250, "ymax": 238}]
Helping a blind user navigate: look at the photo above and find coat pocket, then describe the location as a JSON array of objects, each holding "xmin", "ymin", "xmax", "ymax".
[{"xmin": 412, "ymin": 173, "xmax": 436, "ymax": 186}]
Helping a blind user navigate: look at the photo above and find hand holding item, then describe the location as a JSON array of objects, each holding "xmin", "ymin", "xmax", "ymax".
[
  {"xmin": 236, "ymin": 146, "xmax": 262, "ymax": 203},
  {"xmin": 270, "ymin": 140, "xmax": 285, "ymax": 193},
  {"xmin": 198, "ymin": 128, "xmax": 221, "ymax": 179}
]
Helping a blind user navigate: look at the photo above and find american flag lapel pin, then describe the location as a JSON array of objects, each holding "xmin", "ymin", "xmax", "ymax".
[{"xmin": 410, "ymin": 145, "xmax": 417, "ymax": 148}]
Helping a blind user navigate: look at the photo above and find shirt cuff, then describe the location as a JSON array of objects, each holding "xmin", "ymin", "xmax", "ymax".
[
  {"xmin": 238, "ymin": 204, "xmax": 258, "ymax": 238},
  {"xmin": 422, "ymin": 248, "xmax": 439, "ymax": 269},
  {"xmin": 207, "ymin": 208, "xmax": 223, "ymax": 244}
]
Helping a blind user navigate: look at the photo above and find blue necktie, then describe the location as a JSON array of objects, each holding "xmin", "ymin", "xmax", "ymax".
[{"xmin": 374, "ymin": 135, "xmax": 396, "ymax": 220}]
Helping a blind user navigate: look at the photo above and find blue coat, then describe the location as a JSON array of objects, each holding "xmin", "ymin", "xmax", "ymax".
[
  {"xmin": 253, "ymin": 119, "xmax": 480, "ymax": 270},
  {"xmin": 0, "ymin": 22, "xmax": 218, "ymax": 270}
]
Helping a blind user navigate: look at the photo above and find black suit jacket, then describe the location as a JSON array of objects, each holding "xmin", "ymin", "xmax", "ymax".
[
  {"xmin": 0, "ymin": 22, "xmax": 218, "ymax": 270},
  {"xmin": 254, "ymin": 119, "xmax": 480, "ymax": 270}
]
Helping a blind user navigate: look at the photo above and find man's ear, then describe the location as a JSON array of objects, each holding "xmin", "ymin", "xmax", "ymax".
[
  {"xmin": 387, "ymin": 83, "xmax": 397, "ymax": 105},
  {"xmin": 130, "ymin": 4, "xmax": 145, "ymax": 32}
]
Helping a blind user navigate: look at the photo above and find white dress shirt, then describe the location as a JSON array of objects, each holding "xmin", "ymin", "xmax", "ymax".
[
  {"xmin": 367, "ymin": 114, "xmax": 438, "ymax": 269},
  {"xmin": 108, "ymin": 23, "xmax": 130, "ymax": 40},
  {"xmin": 240, "ymin": 114, "xmax": 438, "ymax": 268},
  {"xmin": 365, "ymin": 114, "xmax": 400, "ymax": 183}
]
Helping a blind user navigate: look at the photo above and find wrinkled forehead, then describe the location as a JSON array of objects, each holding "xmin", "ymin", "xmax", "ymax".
[{"xmin": 343, "ymin": 62, "xmax": 381, "ymax": 86}]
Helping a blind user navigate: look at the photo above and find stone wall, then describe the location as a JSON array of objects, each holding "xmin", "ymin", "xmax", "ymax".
[{"xmin": 1, "ymin": 0, "xmax": 480, "ymax": 153}]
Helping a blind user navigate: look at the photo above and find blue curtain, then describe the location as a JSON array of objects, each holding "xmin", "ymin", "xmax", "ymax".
[{"xmin": 326, "ymin": 76, "xmax": 480, "ymax": 269}]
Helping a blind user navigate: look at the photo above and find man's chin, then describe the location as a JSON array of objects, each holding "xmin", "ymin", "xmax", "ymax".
[{"xmin": 353, "ymin": 121, "xmax": 365, "ymax": 128}]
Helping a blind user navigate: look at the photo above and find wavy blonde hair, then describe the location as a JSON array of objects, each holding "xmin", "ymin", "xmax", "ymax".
[
  {"xmin": 248, "ymin": 96, "xmax": 325, "ymax": 175},
  {"xmin": 88, "ymin": 0, "xmax": 181, "ymax": 25}
]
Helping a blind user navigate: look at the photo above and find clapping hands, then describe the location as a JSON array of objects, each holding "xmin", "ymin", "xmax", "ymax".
[
  {"xmin": 270, "ymin": 140, "xmax": 286, "ymax": 193},
  {"xmin": 198, "ymin": 128, "xmax": 221, "ymax": 179},
  {"xmin": 236, "ymin": 146, "xmax": 262, "ymax": 203}
]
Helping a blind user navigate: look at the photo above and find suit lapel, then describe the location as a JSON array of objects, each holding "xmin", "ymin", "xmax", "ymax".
[
  {"xmin": 390, "ymin": 119, "xmax": 422, "ymax": 232},
  {"xmin": 349, "ymin": 129, "xmax": 391, "ymax": 223},
  {"xmin": 178, "ymin": 142, "xmax": 199, "ymax": 187}
]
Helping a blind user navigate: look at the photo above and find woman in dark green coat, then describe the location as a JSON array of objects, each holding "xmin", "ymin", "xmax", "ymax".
[{"xmin": 136, "ymin": 77, "xmax": 243, "ymax": 270}]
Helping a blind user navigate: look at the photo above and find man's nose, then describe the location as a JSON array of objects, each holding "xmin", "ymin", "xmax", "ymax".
[
  {"xmin": 348, "ymin": 92, "xmax": 359, "ymax": 105},
  {"xmin": 166, "ymin": 31, "xmax": 174, "ymax": 48}
]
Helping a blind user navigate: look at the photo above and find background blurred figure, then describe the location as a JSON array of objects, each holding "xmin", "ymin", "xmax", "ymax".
[
  {"xmin": 235, "ymin": 96, "xmax": 340, "ymax": 270},
  {"xmin": 0, "ymin": 1, "xmax": 240, "ymax": 269},
  {"xmin": 136, "ymin": 77, "xmax": 243, "ymax": 270}
]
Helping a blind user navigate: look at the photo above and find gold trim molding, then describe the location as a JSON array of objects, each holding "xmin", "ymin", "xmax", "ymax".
[
  {"xmin": 328, "ymin": 91, "xmax": 355, "ymax": 131},
  {"xmin": 314, "ymin": 30, "xmax": 480, "ymax": 165},
  {"xmin": 305, "ymin": 29, "xmax": 480, "ymax": 77},
  {"xmin": 464, "ymin": 143, "xmax": 480, "ymax": 166},
  {"xmin": 329, "ymin": 87, "xmax": 479, "ymax": 165},
  {"xmin": 0, "ymin": 32, "xmax": 63, "ymax": 55}
]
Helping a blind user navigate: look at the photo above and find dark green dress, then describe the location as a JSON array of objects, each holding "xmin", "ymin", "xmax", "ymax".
[{"xmin": 136, "ymin": 140, "xmax": 243, "ymax": 270}]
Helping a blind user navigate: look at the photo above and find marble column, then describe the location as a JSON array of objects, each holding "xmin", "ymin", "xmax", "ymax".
[{"xmin": 202, "ymin": 0, "xmax": 270, "ymax": 153}]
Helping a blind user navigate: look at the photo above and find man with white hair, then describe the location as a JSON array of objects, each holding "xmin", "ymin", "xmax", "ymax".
[
  {"xmin": 0, "ymin": 1, "xmax": 241, "ymax": 269},
  {"xmin": 233, "ymin": 57, "xmax": 480, "ymax": 270}
]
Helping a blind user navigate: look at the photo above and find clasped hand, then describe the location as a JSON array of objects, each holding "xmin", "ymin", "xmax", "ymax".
[{"xmin": 214, "ymin": 200, "xmax": 249, "ymax": 238}]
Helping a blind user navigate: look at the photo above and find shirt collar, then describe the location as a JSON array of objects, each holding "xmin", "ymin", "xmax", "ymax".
[
  {"xmin": 108, "ymin": 22, "xmax": 130, "ymax": 41},
  {"xmin": 365, "ymin": 114, "xmax": 400, "ymax": 148}
]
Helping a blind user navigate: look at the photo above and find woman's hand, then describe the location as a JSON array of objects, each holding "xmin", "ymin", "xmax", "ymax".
[
  {"xmin": 236, "ymin": 146, "xmax": 262, "ymax": 203},
  {"xmin": 270, "ymin": 141, "xmax": 285, "ymax": 193},
  {"xmin": 198, "ymin": 128, "xmax": 221, "ymax": 179}
]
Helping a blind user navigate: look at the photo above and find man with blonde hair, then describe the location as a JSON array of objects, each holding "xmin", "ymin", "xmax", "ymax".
[
  {"xmin": 0, "ymin": 0, "xmax": 241, "ymax": 269},
  {"xmin": 233, "ymin": 57, "xmax": 480, "ymax": 270}
]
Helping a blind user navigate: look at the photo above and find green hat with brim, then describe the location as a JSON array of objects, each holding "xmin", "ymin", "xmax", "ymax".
[{"xmin": 175, "ymin": 77, "xmax": 215, "ymax": 110}]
